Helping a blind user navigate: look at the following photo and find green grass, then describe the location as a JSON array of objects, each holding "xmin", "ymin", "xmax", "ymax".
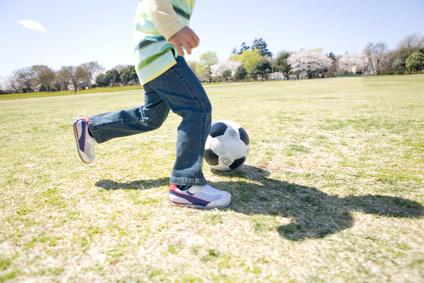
[
  {"xmin": 1, "ymin": 75, "xmax": 423, "ymax": 282},
  {"xmin": 0, "ymin": 85, "xmax": 143, "ymax": 101}
]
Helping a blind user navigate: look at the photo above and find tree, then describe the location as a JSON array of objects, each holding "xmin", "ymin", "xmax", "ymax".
[
  {"xmin": 198, "ymin": 51, "xmax": 218, "ymax": 81},
  {"xmin": 222, "ymin": 70, "xmax": 232, "ymax": 82},
  {"xmin": 55, "ymin": 67, "xmax": 71, "ymax": 91},
  {"xmin": 0, "ymin": 81, "xmax": 4, "ymax": 94},
  {"xmin": 240, "ymin": 42, "xmax": 250, "ymax": 53},
  {"xmin": 397, "ymin": 33, "xmax": 424, "ymax": 50},
  {"xmin": 337, "ymin": 52, "xmax": 365, "ymax": 74},
  {"xmin": 249, "ymin": 59, "xmax": 272, "ymax": 81},
  {"xmin": 287, "ymin": 50, "xmax": 332, "ymax": 79},
  {"xmin": 230, "ymin": 49, "xmax": 263, "ymax": 73},
  {"xmin": 234, "ymin": 65, "xmax": 247, "ymax": 81},
  {"xmin": 79, "ymin": 61, "xmax": 103, "ymax": 88},
  {"xmin": 113, "ymin": 64, "xmax": 128, "ymax": 72},
  {"xmin": 3, "ymin": 75, "xmax": 23, "ymax": 93},
  {"xmin": 13, "ymin": 67, "xmax": 36, "ymax": 92},
  {"xmin": 327, "ymin": 52, "xmax": 337, "ymax": 75},
  {"xmin": 363, "ymin": 42, "xmax": 389, "ymax": 74},
  {"xmin": 95, "ymin": 74, "xmax": 107, "ymax": 87},
  {"xmin": 32, "ymin": 65, "xmax": 55, "ymax": 91},
  {"xmin": 273, "ymin": 52, "xmax": 292, "ymax": 79},
  {"xmin": 119, "ymin": 65, "xmax": 138, "ymax": 86},
  {"xmin": 251, "ymin": 38, "xmax": 272, "ymax": 58},
  {"xmin": 327, "ymin": 52, "xmax": 336, "ymax": 62},
  {"xmin": 211, "ymin": 60, "xmax": 241, "ymax": 81},
  {"xmin": 64, "ymin": 65, "xmax": 90, "ymax": 94},
  {"xmin": 389, "ymin": 33, "xmax": 424, "ymax": 70},
  {"xmin": 232, "ymin": 42, "xmax": 250, "ymax": 55},
  {"xmin": 405, "ymin": 52, "xmax": 424, "ymax": 72},
  {"xmin": 80, "ymin": 61, "xmax": 103, "ymax": 74},
  {"xmin": 104, "ymin": 69, "xmax": 121, "ymax": 86}
]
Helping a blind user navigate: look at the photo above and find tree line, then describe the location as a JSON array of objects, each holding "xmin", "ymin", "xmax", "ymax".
[
  {"xmin": 1, "ymin": 34, "xmax": 423, "ymax": 94},
  {"xmin": 1, "ymin": 62, "xmax": 139, "ymax": 95},
  {"xmin": 200, "ymin": 34, "xmax": 424, "ymax": 83}
]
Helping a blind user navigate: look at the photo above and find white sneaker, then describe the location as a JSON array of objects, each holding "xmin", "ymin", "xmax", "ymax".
[
  {"xmin": 73, "ymin": 117, "xmax": 97, "ymax": 164},
  {"xmin": 169, "ymin": 184, "xmax": 232, "ymax": 209}
]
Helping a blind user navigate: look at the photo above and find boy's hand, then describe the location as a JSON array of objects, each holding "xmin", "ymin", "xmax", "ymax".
[{"xmin": 169, "ymin": 26, "xmax": 199, "ymax": 56}]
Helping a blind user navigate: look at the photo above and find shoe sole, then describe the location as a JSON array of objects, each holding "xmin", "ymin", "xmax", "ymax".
[
  {"xmin": 170, "ymin": 200, "xmax": 232, "ymax": 209},
  {"xmin": 73, "ymin": 120, "xmax": 93, "ymax": 164}
]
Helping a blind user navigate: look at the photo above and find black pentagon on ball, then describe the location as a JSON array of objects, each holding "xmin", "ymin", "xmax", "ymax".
[
  {"xmin": 238, "ymin": 127, "xmax": 250, "ymax": 145},
  {"xmin": 209, "ymin": 122, "xmax": 227, "ymax": 138},
  {"xmin": 204, "ymin": 148, "xmax": 219, "ymax": 166},
  {"xmin": 230, "ymin": 156, "xmax": 246, "ymax": 170}
]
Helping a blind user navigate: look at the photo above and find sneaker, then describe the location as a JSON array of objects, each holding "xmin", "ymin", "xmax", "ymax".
[
  {"xmin": 73, "ymin": 117, "xmax": 97, "ymax": 164},
  {"xmin": 169, "ymin": 184, "xmax": 232, "ymax": 209}
]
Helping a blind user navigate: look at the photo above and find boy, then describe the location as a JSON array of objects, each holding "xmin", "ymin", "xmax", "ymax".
[{"xmin": 73, "ymin": 0, "xmax": 231, "ymax": 209}]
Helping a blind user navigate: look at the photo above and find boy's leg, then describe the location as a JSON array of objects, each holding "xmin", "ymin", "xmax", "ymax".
[
  {"xmin": 88, "ymin": 87, "xmax": 170, "ymax": 143},
  {"xmin": 146, "ymin": 56, "xmax": 211, "ymax": 186},
  {"xmin": 73, "ymin": 86, "xmax": 170, "ymax": 164}
]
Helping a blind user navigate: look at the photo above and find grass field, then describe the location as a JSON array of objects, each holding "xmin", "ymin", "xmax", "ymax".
[
  {"xmin": 1, "ymin": 75, "xmax": 423, "ymax": 282},
  {"xmin": 0, "ymin": 85, "xmax": 143, "ymax": 101}
]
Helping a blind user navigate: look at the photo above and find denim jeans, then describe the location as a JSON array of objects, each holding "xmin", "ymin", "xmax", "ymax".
[{"xmin": 89, "ymin": 56, "xmax": 212, "ymax": 186}]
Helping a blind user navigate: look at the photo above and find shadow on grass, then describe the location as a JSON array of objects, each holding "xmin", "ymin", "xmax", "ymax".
[
  {"xmin": 96, "ymin": 177, "xmax": 170, "ymax": 191},
  {"xmin": 95, "ymin": 165, "xmax": 423, "ymax": 241},
  {"xmin": 210, "ymin": 165, "xmax": 424, "ymax": 241}
]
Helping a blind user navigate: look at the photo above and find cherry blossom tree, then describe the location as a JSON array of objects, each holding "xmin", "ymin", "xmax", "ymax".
[
  {"xmin": 287, "ymin": 50, "xmax": 332, "ymax": 79},
  {"xmin": 211, "ymin": 60, "xmax": 241, "ymax": 81},
  {"xmin": 337, "ymin": 52, "xmax": 366, "ymax": 74}
]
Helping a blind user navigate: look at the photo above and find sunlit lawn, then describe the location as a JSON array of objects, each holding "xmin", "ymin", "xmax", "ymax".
[{"xmin": 1, "ymin": 75, "xmax": 423, "ymax": 282}]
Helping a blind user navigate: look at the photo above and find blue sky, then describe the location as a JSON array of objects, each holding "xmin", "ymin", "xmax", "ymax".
[{"xmin": 1, "ymin": 0, "xmax": 423, "ymax": 79}]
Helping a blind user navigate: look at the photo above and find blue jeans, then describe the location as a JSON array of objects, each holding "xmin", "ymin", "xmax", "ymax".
[{"xmin": 89, "ymin": 57, "xmax": 212, "ymax": 186}]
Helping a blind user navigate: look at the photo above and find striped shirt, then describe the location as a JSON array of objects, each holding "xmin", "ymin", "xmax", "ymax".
[{"xmin": 133, "ymin": 0, "xmax": 195, "ymax": 85}]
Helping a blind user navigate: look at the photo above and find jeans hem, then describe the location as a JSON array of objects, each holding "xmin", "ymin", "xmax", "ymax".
[
  {"xmin": 170, "ymin": 177, "xmax": 207, "ymax": 186},
  {"xmin": 88, "ymin": 116, "xmax": 107, "ymax": 143}
]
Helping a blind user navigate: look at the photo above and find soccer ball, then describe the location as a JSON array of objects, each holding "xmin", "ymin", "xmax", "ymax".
[{"xmin": 204, "ymin": 120, "xmax": 250, "ymax": 171}]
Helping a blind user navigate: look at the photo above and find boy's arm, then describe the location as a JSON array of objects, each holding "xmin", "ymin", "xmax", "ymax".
[{"xmin": 143, "ymin": 0, "xmax": 199, "ymax": 55}]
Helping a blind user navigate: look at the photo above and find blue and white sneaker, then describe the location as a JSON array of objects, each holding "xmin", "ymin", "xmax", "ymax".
[
  {"xmin": 73, "ymin": 117, "xmax": 97, "ymax": 164},
  {"xmin": 169, "ymin": 184, "xmax": 232, "ymax": 209}
]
